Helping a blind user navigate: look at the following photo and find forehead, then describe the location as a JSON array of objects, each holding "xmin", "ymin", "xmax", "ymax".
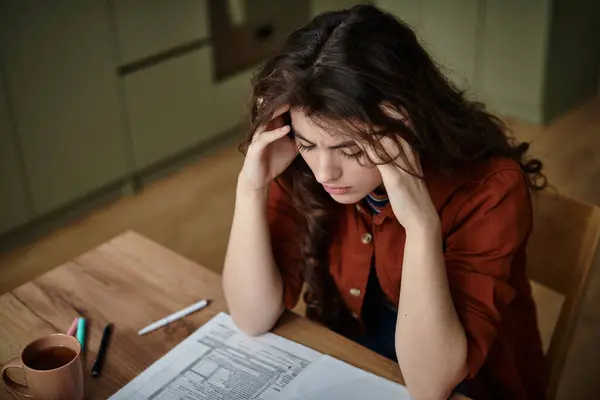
[{"xmin": 290, "ymin": 109, "xmax": 352, "ymax": 144}]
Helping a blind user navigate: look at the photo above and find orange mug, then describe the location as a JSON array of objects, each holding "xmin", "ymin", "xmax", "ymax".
[{"xmin": 1, "ymin": 333, "xmax": 84, "ymax": 400}]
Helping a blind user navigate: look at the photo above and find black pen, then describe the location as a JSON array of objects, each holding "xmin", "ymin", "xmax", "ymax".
[{"xmin": 91, "ymin": 323, "xmax": 112, "ymax": 378}]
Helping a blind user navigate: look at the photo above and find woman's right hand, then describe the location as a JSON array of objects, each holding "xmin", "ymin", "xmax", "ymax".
[{"xmin": 238, "ymin": 105, "xmax": 298, "ymax": 193}]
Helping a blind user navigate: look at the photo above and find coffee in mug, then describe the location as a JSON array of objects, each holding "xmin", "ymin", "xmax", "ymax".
[{"xmin": 1, "ymin": 333, "xmax": 84, "ymax": 400}]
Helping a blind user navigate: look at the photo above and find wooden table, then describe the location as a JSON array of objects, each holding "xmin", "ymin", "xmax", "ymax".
[{"xmin": 0, "ymin": 231, "xmax": 466, "ymax": 399}]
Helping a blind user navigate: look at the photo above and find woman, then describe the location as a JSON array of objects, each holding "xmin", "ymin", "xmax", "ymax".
[{"xmin": 223, "ymin": 4, "xmax": 548, "ymax": 400}]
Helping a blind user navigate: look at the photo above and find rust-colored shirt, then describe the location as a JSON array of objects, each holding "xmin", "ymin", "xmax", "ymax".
[{"xmin": 267, "ymin": 157, "xmax": 548, "ymax": 399}]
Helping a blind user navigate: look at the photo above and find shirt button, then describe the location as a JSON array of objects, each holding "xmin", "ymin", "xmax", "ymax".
[
  {"xmin": 351, "ymin": 312, "xmax": 360, "ymax": 319},
  {"xmin": 361, "ymin": 233, "xmax": 372, "ymax": 244},
  {"xmin": 349, "ymin": 288, "xmax": 361, "ymax": 297}
]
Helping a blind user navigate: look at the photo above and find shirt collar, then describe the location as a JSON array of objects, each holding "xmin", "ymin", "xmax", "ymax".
[{"xmin": 368, "ymin": 166, "xmax": 461, "ymax": 226}]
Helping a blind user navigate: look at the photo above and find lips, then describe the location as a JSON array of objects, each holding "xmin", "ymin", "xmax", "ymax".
[{"xmin": 323, "ymin": 185, "xmax": 351, "ymax": 195}]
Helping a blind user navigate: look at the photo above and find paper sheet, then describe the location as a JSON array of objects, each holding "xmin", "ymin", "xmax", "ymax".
[
  {"xmin": 278, "ymin": 355, "xmax": 411, "ymax": 400},
  {"xmin": 109, "ymin": 312, "xmax": 408, "ymax": 400}
]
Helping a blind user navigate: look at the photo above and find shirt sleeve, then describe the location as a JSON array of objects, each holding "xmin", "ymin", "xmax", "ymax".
[
  {"xmin": 444, "ymin": 168, "xmax": 532, "ymax": 378},
  {"xmin": 267, "ymin": 180, "xmax": 304, "ymax": 310}
]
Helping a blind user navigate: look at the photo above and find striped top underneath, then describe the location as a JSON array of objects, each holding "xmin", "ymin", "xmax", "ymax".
[{"xmin": 363, "ymin": 189, "xmax": 389, "ymax": 214}]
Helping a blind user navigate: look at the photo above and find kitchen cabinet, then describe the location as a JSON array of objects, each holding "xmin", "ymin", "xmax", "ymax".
[
  {"xmin": 417, "ymin": 0, "xmax": 479, "ymax": 92},
  {"xmin": 312, "ymin": 0, "xmax": 478, "ymax": 90},
  {"xmin": 477, "ymin": 0, "xmax": 599, "ymax": 123},
  {"xmin": 378, "ymin": 0, "xmax": 600, "ymax": 123},
  {"xmin": 311, "ymin": 0, "xmax": 367, "ymax": 16},
  {"xmin": 113, "ymin": 0, "xmax": 209, "ymax": 65},
  {"xmin": 377, "ymin": 0, "xmax": 479, "ymax": 91},
  {"xmin": 0, "ymin": 2, "xmax": 129, "ymax": 215},
  {"xmin": 0, "ymin": 75, "xmax": 32, "ymax": 234},
  {"xmin": 479, "ymin": 0, "xmax": 552, "ymax": 122},
  {"xmin": 213, "ymin": 68, "xmax": 254, "ymax": 135},
  {"xmin": 124, "ymin": 47, "xmax": 222, "ymax": 170},
  {"xmin": 537, "ymin": 0, "xmax": 600, "ymax": 123},
  {"xmin": 377, "ymin": 0, "xmax": 422, "ymax": 27}
]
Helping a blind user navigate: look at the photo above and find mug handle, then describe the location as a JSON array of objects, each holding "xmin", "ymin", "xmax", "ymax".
[{"xmin": 1, "ymin": 357, "xmax": 32, "ymax": 398}]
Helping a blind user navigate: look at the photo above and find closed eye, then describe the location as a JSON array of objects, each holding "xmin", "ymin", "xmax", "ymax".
[
  {"xmin": 297, "ymin": 142, "xmax": 314, "ymax": 152},
  {"xmin": 298, "ymin": 142, "xmax": 363, "ymax": 161},
  {"xmin": 339, "ymin": 147, "xmax": 363, "ymax": 160}
]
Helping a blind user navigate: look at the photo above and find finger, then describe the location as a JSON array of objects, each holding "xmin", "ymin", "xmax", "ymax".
[
  {"xmin": 379, "ymin": 136, "xmax": 402, "ymax": 160},
  {"xmin": 356, "ymin": 140, "xmax": 379, "ymax": 164},
  {"xmin": 255, "ymin": 97, "xmax": 288, "ymax": 119},
  {"xmin": 270, "ymin": 104, "xmax": 290, "ymax": 120},
  {"xmin": 374, "ymin": 136, "xmax": 420, "ymax": 172},
  {"xmin": 251, "ymin": 125, "xmax": 291, "ymax": 148},
  {"xmin": 255, "ymin": 104, "xmax": 291, "ymax": 134},
  {"xmin": 398, "ymin": 137, "xmax": 418, "ymax": 162},
  {"xmin": 267, "ymin": 104, "xmax": 291, "ymax": 131},
  {"xmin": 395, "ymin": 137, "xmax": 421, "ymax": 173}
]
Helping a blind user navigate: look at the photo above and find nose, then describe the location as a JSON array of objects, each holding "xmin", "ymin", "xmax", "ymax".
[{"xmin": 313, "ymin": 151, "xmax": 342, "ymax": 184}]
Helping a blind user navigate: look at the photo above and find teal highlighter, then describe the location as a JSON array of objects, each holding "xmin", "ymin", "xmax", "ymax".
[{"xmin": 76, "ymin": 318, "xmax": 86, "ymax": 351}]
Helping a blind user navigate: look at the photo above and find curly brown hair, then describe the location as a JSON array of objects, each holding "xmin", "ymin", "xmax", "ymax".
[{"xmin": 242, "ymin": 4, "xmax": 545, "ymax": 328}]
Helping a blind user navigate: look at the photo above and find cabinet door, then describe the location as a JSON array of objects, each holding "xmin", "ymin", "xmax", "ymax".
[
  {"xmin": 479, "ymin": 0, "xmax": 551, "ymax": 122},
  {"xmin": 124, "ymin": 47, "xmax": 220, "ymax": 170},
  {"xmin": 311, "ymin": 0, "xmax": 367, "ymax": 16},
  {"xmin": 113, "ymin": 0, "xmax": 209, "ymax": 64},
  {"xmin": 213, "ymin": 68, "xmax": 253, "ymax": 135},
  {"xmin": 378, "ymin": 0, "xmax": 479, "ymax": 91},
  {"xmin": 419, "ymin": 0, "xmax": 479, "ymax": 91},
  {"xmin": 0, "ymin": 75, "xmax": 31, "ymax": 234},
  {"xmin": 377, "ymin": 0, "xmax": 424, "ymax": 30},
  {"xmin": 0, "ymin": 2, "xmax": 129, "ymax": 215}
]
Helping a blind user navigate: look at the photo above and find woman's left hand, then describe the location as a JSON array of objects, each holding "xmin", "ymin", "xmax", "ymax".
[{"xmin": 363, "ymin": 136, "xmax": 439, "ymax": 233}]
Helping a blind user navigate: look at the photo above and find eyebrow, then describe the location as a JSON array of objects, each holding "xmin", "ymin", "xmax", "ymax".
[{"xmin": 293, "ymin": 130, "xmax": 356, "ymax": 149}]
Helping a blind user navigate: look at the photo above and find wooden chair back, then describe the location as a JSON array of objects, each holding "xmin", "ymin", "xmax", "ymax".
[{"xmin": 527, "ymin": 189, "xmax": 600, "ymax": 397}]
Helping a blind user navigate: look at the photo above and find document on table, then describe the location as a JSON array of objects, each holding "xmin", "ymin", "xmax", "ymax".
[
  {"xmin": 109, "ymin": 312, "xmax": 410, "ymax": 400},
  {"xmin": 278, "ymin": 355, "xmax": 411, "ymax": 400}
]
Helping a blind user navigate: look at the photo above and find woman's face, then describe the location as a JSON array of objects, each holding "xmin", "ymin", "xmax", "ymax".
[{"xmin": 290, "ymin": 109, "xmax": 382, "ymax": 204}]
